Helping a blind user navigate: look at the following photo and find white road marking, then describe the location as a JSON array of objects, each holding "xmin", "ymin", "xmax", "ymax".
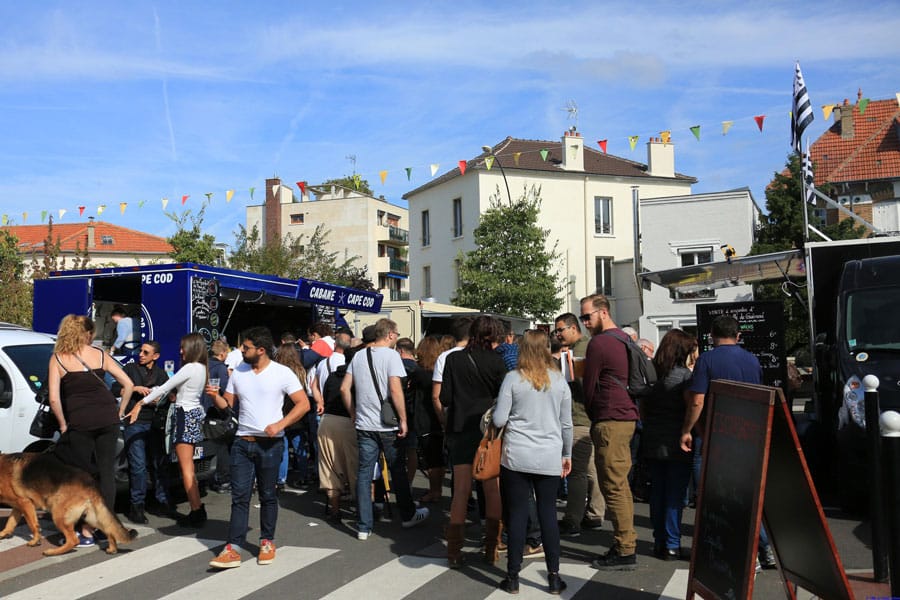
[
  {"xmin": 322, "ymin": 555, "xmax": 447, "ymax": 599},
  {"xmin": 484, "ymin": 561, "xmax": 597, "ymax": 599}
]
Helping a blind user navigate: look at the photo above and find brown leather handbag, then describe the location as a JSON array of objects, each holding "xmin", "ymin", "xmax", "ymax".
[{"xmin": 472, "ymin": 422, "xmax": 504, "ymax": 481}]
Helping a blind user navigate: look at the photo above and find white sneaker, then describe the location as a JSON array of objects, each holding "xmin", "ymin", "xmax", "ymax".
[
  {"xmin": 402, "ymin": 507, "xmax": 429, "ymax": 528},
  {"xmin": 357, "ymin": 530, "xmax": 370, "ymax": 540}
]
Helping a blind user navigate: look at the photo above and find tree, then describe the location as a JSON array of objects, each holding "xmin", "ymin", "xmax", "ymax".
[
  {"xmin": 750, "ymin": 153, "xmax": 867, "ymax": 359},
  {"xmin": 0, "ymin": 230, "xmax": 32, "ymax": 326},
  {"xmin": 166, "ymin": 202, "xmax": 221, "ymax": 265},
  {"xmin": 321, "ymin": 176, "xmax": 374, "ymax": 196},
  {"xmin": 30, "ymin": 217, "xmax": 90, "ymax": 280},
  {"xmin": 453, "ymin": 185, "xmax": 563, "ymax": 321}
]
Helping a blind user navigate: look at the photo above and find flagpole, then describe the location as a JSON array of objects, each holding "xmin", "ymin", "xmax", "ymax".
[{"xmin": 801, "ymin": 146, "xmax": 811, "ymax": 242}]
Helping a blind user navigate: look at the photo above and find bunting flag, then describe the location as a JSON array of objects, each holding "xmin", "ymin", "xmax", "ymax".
[
  {"xmin": 97, "ymin": 205, "xmax": 106, "ymax": 215},
  {"xmin": 1, "ymin": 215, "xmax": 6, "ymax": 225},
  {"xmin": 41, "ymin": 210, "xmax": 47, "ymax": 223},
  {"xmin": 513, "ymin": 152, "xmax": 521, "ymax": 166},
  {"xmin": 138, "ymin": 200, "xmax": 146, "ymax": 208},
  {"xmin": 296, "ymin": 181, "xmax": 306, "ymax": 196},
  {"xmin": 405, "ymin": 167, "xmax": 412, "ymax": 180},
  {"xmin": 722, "ymin": 121, "xmax": 734, "ymax": 135},
  {"xmin": 249, "ymin": 187, "xmax": 255, "ymax": 201},
  {"xmin": 119, "ymin": 202, "xmax": 126, "ymax": 215},
  {"xmin": 896, "ymin": 92, "xmax": 900, "ymax": 107},
  {"xmin": 859, "ymin": 98, "xmax": 870, "ymax": 114},
  {"xmin": 597, "ymin": 140, "xmax": 607, "ymax": 153},
  {"xmin": 791, "ymin": 62, "xmax": 813, "ymax": 152},
  {"xmin": 181, "ymin": 195, "xmax": 189, "ymax": 205},
  {"xmin": 226, "ymin": 189, "xmax": 234, "ymax": 203},
  {"xmin": 352, "ymin": 174, "xmax": 361, "ymax": 190},
  {"xmin": 540, "ymin": 149, "xmax": 549, "ymax": 161},
  {"xmin": 458, "ymin": 160, "xmax": 467, "ymax": 176},
  {"xmin": 204, "ymin": 192, "xmax": 213, "ymax": 202},
  {"xmin": 430, "ymin": 164, "xmax": 439, "ymax": 177},
  {"xmin": 485, "ymin": 156, "xmax": 494, "ymax": 170},
  {"xmin": 78, "ymin": 206, "xmax": 86, "ymax": 216},
  {"xmin": 754, "ymin": 115, "xmax": 766, "ymax": 131},
  {"xmin": 628, "ymin": 136, "xmax": 639, "ymax": 151},
  {"xmin": 660, "ymin": 130, "xmax": 671, "ymax": 144},
  {"xmin": 272, "ymin": 184, "xmax": 280, "ymax": 198},
  {"xmin": 802, "ymin": 139, "xmax": 815, "ymax": 205},
  {"xmin": 822, "ymin": 104, "xmax": 836, "ymax": 120},
  {"xmin": 22, "ymin": 212, "xmax": 27, "ymax": 223},
  {"xmin": 162, "ymin": 198, "xmax": 169, "ymax": 210},
  {"xmin": 690, "ymin": 126, "xmax": 701, "ymax": 141},
  {"xmin": 379, "ymin": 170, "xmax": 387, "ymax": 185},
  {"xmin": 58, "ymin": 209, "xmax": 67, "ymax": 220}
]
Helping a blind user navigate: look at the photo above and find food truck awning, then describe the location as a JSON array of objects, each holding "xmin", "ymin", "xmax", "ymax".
[{"xmin": 640, "ymin": 249, "xmax": 805, "ymax": 296}]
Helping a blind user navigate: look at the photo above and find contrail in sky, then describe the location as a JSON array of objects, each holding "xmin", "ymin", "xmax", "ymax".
[{"xmin": 153, "ymin": 7, "xmax": 177, "ymax": 161}]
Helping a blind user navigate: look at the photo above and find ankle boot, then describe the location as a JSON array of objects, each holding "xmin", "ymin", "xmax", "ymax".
[
  {"xmin": 484, "ymin": 518, "xmax": 502, "ymax": 564},
  {"xmin": 127, "ymin": 503, "xmax": 148, "ymax": 525},
  {"xmin": 446, "ymin": 523, "xmax": 467, "ymax": 569}
]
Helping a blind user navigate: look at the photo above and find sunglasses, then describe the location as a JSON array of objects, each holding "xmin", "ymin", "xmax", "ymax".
[{"xmin": 579, "ymin": 310, "xmax": 600, "ymax": 322}]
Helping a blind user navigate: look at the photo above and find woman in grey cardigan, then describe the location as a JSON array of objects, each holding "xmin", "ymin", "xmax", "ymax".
[{"xmin": 493, "ymin": 330, "xmax": 573, "ymax": 595}]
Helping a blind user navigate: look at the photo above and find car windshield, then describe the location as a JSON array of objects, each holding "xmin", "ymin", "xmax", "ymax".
[
  {"xmin": 2, "ymin": 343, "xmax": 55, "ymax": 393},
  {"xmin": 845, "ymin": 288, "xmax": 900, "ymax": 351}
]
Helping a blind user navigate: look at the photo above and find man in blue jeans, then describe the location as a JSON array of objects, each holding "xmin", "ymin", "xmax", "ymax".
[
  {"xmin": 207, "ymin": 326, "xmax": 310, "ymax": 569},
  {"xmin": 340, "ymin": 318, "xmax": 429, "ymax": 539}
]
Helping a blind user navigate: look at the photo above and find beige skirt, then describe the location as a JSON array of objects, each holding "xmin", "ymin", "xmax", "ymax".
[{"xmin": 317, "ymin": 413, "xmax": 358, "ymax": 496}]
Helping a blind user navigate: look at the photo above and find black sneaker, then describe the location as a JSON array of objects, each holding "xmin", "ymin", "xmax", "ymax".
[
  {"xmin": 557, "ymin": 519, "xmax": 581, "ymax": 537},
  {"xmin": 126, "ymin": 503, "xmax": 149, "ymax": 525},
  {"xmin": 580, "ymin": 517, "xmax": 604, "ymax": 531},
  {"xmin": 591, "ymin": 547, "xmax": 637, "ymax": 571},
  {"xmin": 178, "ymin": 504, "xmax": 207, "ymax": 528}
]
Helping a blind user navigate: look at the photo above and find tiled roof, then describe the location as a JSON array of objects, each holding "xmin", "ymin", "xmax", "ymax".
[
  {"xmin": 2, "ymin": 221, "xmax": 174, "ymax": 254},
  {"xmin": 403, "ymin": 135, "xmax": 696, "ymax": 198},
  {"xmin": 809, "ymin": 98, "xmax": 900, "ymax": 185}
]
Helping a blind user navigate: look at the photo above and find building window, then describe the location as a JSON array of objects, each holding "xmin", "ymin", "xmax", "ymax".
[
  {"xmin": 595, "ymin": 256, "xmax": 613, "ymax": 296},
  {"xmin": 377, "ymin": 244, "xmax": 386, "ymax": 258},
  {"xmin": 423, "ymin": 266, "xmax": 431, "ymax": 298},
  {"xmin": 387, "ymin": 213, "xmax": 400, "ymax": 227},
  {"xmin": 290, "ymin": 213, "xmax": 304, "ymax": 224},
  {"xmin": 452, "ymin": 198, "xmax": 463, "ymax": 238},
  {"xmin": 101, "ymin": 235, "xmax": 114, "ymax": 245},
  {"xmin": 377, "ymin": 210, "xmax": 385, "ymax": 226},
  {"xmin": 679, "ymin": 248, "xmax": 713, "ymax": 267},
  {"xmin": 422, "ymin": 210, "xmax": 431, "ymax": 246},
  {"xmin": 594, "ymin": 196, "xmax": 613, "ymax": 235}
]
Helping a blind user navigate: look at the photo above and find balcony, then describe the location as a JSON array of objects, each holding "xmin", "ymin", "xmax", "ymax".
[
  {"xmin": 390, "ymin": 290, "xmax": 410, "ymax": 301},
  {"xmin": 389, "ymin": 257, "xmax": 409, "ymax": 275},
  {"xmin": 380, "ymin": 225, "xmax": 409, "ymax": 246}
]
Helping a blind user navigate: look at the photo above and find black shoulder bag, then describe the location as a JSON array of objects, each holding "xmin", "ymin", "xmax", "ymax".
[{"xmin": 367, "ymin": 348, "xmax": 399, "ymax": 427}]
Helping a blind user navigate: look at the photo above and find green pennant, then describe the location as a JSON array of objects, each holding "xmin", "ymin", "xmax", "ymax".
[
  {"xmin": 859, "ymin": 98, "xmax": 870, "ymax": 114},
  {"xmin": 138, "ymin": 200, "xmax": 146, "ymax": 208},
  {"xmin": 249, "ymin": 187, "xmax": 255, "ymax": 201},
  {"xmin": 353, "ymin": 174, "xmax": 361, "ymax": 190},
  {"xmin": 41, "ymin": 210, "xmax": 48, "ymax": 223},
  {"xmin": 690, "ymin": 125, "xmax": 701, "ymax": 141},
  {"xmin": 405, "ymin": 167, "xmax": 412, "ymax": 181},
  {"xmin": 540, "ymin": 149, "xmax": 549, "ymax": 161}
]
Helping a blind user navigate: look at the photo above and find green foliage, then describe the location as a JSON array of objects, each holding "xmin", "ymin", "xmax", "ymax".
[
  {"xmin": 321, "ymin": 176, "xmax": 373, "ymax": 196},
  {"xmin": 166, "ymin": 203, "xmax": 222, "ymax": 265},
  {"xmin": 0, "ymin": 230, "xmax": 32, "ymax": 326},
  {"xmin": 453, "ymin": 185, "xmax": 563, "ymax": 321}
]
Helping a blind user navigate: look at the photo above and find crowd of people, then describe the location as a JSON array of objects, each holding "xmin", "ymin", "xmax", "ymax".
[{"xmin": 42, "ymin": 297, "xmax": 777, "ymax": 593}]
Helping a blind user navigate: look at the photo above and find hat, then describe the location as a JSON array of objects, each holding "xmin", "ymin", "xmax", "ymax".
[{"xmin": 361, "ymin": 325, "xmax": 377, "ymax": 344}]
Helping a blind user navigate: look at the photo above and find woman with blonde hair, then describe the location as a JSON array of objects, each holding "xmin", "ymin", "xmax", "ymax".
[
  {"xmin": 49, "ymin": 314, "xmax": 134, "ymax": 547},
  {"xmin": 128, "ymin": 332, "xmax": 209, "ymax": 527},
  {"xmin": 492, "ymin": 329, "xmax": 573, "ymax": 594}
]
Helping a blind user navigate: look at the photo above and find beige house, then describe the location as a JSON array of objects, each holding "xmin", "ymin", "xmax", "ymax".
[
  {"xmin": 245, "ymin": 178, "xmax": 410, "ymax": 300},
  {"xmin": 402, "ymin": 129, "xmax": 696, "ymax": 324}
]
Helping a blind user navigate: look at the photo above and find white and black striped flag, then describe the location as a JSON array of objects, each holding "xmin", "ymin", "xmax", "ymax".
[
  {"xmin": 792, "ymin": 61, "xmax": 814, "ymax": 153},
  {"xmin": 802, "ymin": 140, "xmax": 815, "ymax": 205}
]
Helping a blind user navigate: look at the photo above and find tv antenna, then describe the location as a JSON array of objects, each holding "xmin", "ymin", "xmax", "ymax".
[
  {"xmin": 346, "ymin": 154, "xmax": 357, "ymax": 175},
  {"xmin": 562, "ymin": 99, "xmax": 579, "ymax": 130}
]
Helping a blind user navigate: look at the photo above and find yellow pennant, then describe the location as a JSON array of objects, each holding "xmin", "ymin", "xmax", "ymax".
[
  {"xmin": 162, "ymin": 197, "xmax": 169, "ymax": 210},
  {"xmin": 660, "ymin": 130, "xmax": 671, "ymax": 144},
  {"xmin": 722, "ymin": 121, "xmax": 734, "ymax": 135},
  {"xmin": 628, "ymin": 136, "xmax": 639, "ymax": 151},
  {"xmin": 379, "ymin": 170, "xmax": 388, "ymax": 185},
  {"xmin": 485, "ymin": 156, "xmax": 494, "ymax": 170},
  {"xmin": 22, "ymin": 212, "xmax": 28, "ymax": 223},
  {"xmin": 513, "ymin": 152, "xmax": 521, "ymax": 166},
  {"xmin": 58, "ymin": 209, "xmax": 67, "ymax": 220},
  {"xmin": 430, "ymin": 163, "xmax": 439, "ymax": 177},
  {"xmin": 822, "ymin": 104, "xmax": 835, "ymax": 120},
  {"xmin": 120, "ymin": 202, "xmax": 127, "ymax": 215},
  {"xmin": 226, "ymin": 189, "xmax": 235, "ymax": 203},
  {"xmin": 1, "ymin": 214, "xmax": 6, "ymax": 225},
  {"xmin": 97, "ymin": 205, "xmax": 106, "ymax": 215}
]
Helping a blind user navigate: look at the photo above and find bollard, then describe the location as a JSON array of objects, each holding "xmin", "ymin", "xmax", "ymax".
[
  {"xmin": 864, "ymin": 375, "xmax": 889, "ymax": 582},
  {"xmin": 881, "ymin": 408, "xmax": 900, "ymax": 597}
]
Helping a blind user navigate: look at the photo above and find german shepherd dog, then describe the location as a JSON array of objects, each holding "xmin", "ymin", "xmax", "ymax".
[{"xmin": 0, "ymin": 452, "xmax": 137, "ymax": 555}]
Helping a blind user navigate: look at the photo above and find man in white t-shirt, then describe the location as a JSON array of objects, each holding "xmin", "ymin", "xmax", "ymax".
[
  {"xmin": 207, "ymin": 326, "xmax": 310, "ymax": 569},
  {"xmin": 341, "ymin": 318, "xmax": 429, "ymax": 539}
]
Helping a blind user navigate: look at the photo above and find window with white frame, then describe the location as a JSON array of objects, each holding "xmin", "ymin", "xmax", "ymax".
[
  {"xmin": 594, "ymin": 196, "xmax": 613, "ymax": 235},
  {"xmin": 452, "ymin": 198, "xmax": 463, "ymax": 237},
  {"xmin": 675, "ymin": 247, "xmax": 715, "ymax": 300},
  {"xmin": 422, "ymin": 210, "xmax": 431, "ymax": 246},
  {"xmin": 595, "ymin": 256, "xmax": 613, "ymax": 296}
]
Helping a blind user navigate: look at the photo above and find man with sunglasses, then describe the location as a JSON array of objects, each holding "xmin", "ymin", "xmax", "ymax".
[
  {"xmin": 579, "ymin": 294, "xmax": 639, "ymax": 571},
  {"xmin": 114, "ymin": 340, "xmax": 174, "ymax": 524}
]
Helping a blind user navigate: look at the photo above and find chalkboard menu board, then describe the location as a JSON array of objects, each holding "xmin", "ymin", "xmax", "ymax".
[
  {"xmin": 191, "ymin": 277, "xmax": 221, "ymax": 347},
  {"xmin": 697, "ymin": 301, "xmax": 786, "ymax": 389}
]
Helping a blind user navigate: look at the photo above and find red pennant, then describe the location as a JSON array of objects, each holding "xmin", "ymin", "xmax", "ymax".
[
  {"xmin": 458, "ymin": 160, "xmax": 467, "ymax": 176},
  {"xmin": 296, "ymin": 181, "xmax": 306, "ymax": 195},
  {"xmin": 181, "ymin": 194, "xmax": 189, "ymax": 205},
  {"xmin": 78, "ymin": 206, "xmax": 86, "ymax": 216},
  {"xmin": 754, "ymin": 115, "xmax": 766, "ymax": 132},
  {"xmin": 598, "ymin": 140, "xmax": 608, "ymax": 154}
]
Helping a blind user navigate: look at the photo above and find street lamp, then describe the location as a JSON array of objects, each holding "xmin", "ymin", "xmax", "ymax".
[{"xmin": 481, "ymin": 145, "xmax": 512, "ymax": 204}]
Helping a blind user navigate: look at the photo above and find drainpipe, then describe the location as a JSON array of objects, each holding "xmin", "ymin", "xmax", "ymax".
[{"xmin": 632, "ymin": 186, "xmax": 643, "ymax": 312}]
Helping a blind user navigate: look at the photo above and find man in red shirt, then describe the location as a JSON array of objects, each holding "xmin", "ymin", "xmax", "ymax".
[{"xmin": 580, "ymin": 294, "xmax": 638, "ymax": 570}]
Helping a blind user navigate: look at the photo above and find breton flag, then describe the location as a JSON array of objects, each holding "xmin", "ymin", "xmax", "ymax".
[
  {"xmin": 802, "ymin": 139, "xmax": 815, "ymax": 205},
  {"xmin": 792, "ymin": 62, "xmax": 814, "ymax": 153}
]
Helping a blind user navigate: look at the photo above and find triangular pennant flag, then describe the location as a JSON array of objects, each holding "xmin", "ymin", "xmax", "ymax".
[
  {"xmin": 540, "ymin": 149, "xmax": 549, "ymax": 161},
  {"xmin": 22, "ymin": 212, "xmax": 27, "ymax": 223},
  {"xmin": 896, "ymin": 92, "xmax": 900, "ymax": 107},
  {"xmin": 41, "ymin": 210, "xmax": 47, "ymax": 223},
  {"xmin": 458, "ymin": 160, "xmax": 467, "ymax": 176},
  {"xmin": 628, "ymin": 136, "xmax": 639, "ymax": 151},
  {"xmin": 296, "ymin": 181, "xmax": 306, "ymax": 196},
  {"xmin": 722, "ymin": 121, "xmax": 734, "ymax": 135},
  {"xmin": 660, "ymin": 130, "xmax": 671, "ymax": 144},
  {"xmin": 690, "ymin": 126, "xmax": 701, "ymax": 141},
  {"xmin": 249, "ymin": 187, "xmax": 255, "ymax": 201},
  {"xmin": 58, "ymin": 209, "xmax": 67, "ymax": 220},
  {"xmin": 1, "ymin": 215, "xmax": 6, "ymax": 226},
  {"xmin": 822, "ymin": 104, "xmax": 835, "ymax": 120},
  {"xmin": 405, "ymin": 167, "xmax": 412, "ymax": 181},
  {"xmin": 379, "ymin": 170, "xmax": 387, "ymax": 185},
  {"xmin": 272, "ymin": 184, "xmax": 280, "ymax": 197},
  {"xmin": 162, "ymin": 197, "xmax": 169, "ymax": 210},
  {"xmin": 859, "ymin": 98, "xmax": 870, "ymax": 114},
  {"xmin": 226, "ymin": 189, "xmax": 234, "ymax": 203},
  {"xmin": 352, "ymin": 174, "xmax": 361, "ymax": 190},
  {"xmin": 181, "ymin": 194, "xmax": 189, "ymax": 205},
  {"xmin": 430, "ymin": 164, "xmax": 439, "ymax": 177},
  {"xmin": 204, "ymin": 192, "xmax": 213, "ymax": 202},
  {"xmin": 597, "ymin": 140, "xmax": 607, "ymax": 153},
  {"xmin": 138, "ymin": 200, "xmax": 146, "ymax": 208},
  {"xmin": 485, "ymin": 156, "xmax": 494, "ymax": 170},
  {"xmin": 78, "ymin": 206, "xmax": 86, "ymax": 216},
  {"xmin": 513, "ymin": 152, "xmax": 521, "ymax": 166},
  {"xmin": 97, "ymin": 205, "xmax": 106, "ymax": 215},
  {"xmin": 754, "ymin": 115, "xmax": 765, "ymax": 131},
  {"xmin": 120, "ymin": 202, "xmax": 127, "ymax": 215}
]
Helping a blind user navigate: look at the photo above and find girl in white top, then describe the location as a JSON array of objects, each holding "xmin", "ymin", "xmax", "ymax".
[{"xmin": 127, "ymin": 332, "xmax": 209, "ymax": 525}]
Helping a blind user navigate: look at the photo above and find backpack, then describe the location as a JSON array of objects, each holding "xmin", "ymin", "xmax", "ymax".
[{"xmin": 601, "ymin": 330, "xmax": 657, "ymax": 401}]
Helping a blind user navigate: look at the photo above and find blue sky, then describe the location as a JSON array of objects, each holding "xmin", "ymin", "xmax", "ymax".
[{"xmin": 1, "ymin": 1, "xmax": 899, "ymax": 248}]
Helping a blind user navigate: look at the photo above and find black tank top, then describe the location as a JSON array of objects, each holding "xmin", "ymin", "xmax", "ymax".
[{"xmin": 57, "ymin": 350, "xmax": 119, "ymax": 431}]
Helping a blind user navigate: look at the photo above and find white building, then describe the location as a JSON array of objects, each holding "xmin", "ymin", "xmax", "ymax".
[
  {"xmin": 246, "ymin": 178, "xmax": 410, "ymax": 300},
  {"xmin": 638, "ymin": 188, "xmax": 761, "ymax": 343},
  {"xmin": 403, "ymin": 130, "xmax": 696, "ymax": 324}
]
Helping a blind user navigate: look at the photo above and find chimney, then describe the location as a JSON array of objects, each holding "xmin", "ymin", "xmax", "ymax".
[
  {"xmin": 264, "ymin": 178, "xmax": 284, "ymax": 245},
  {"xmin": 839, "ymin": 99, "xmax": 855, "ymax": 140},
  {"xmin": 647, "ymin": 137, "xmax": 675, "ymax": 178},
  {"xmin": 561, "ymin": 127, "xmax": 584, "ymax": 171},
  {"xmin": 87, "ymin": 216, "xmax": 95, "ymax": 249}
]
